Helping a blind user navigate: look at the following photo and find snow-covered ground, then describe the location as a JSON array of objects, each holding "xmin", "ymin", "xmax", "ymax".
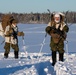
[{"xmin": 0, "ymin": 23, "xmax": 76, "ymax": 75}]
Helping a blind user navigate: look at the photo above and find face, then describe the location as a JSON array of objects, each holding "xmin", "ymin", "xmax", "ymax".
[
  {"xmin": 54, "ymin": 14, "xmax": 60, "ymax": 23},
  {"xmin": 12, "ymin": 20, "xmax": 18, "ymax": 25},
  {"xmin": 12, "ymin": 23, "xmax": 17, "ymax": 26},
  {"xmin": 55, "ymin": 17, "xmax": 60, "ymax": 20}
]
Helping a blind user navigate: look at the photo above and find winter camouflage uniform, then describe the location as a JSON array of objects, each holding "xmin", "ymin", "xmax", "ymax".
[
  {"xmin": 4, "ymin": 19, "xmax": 24, "ymax": 58},
  {"xmin": 46, "ymin": 22, "xmax": 69, "ymax": 53},
  {"xmin": 45, "ymin": 12, "xmax": 69, "ymax": 66}
]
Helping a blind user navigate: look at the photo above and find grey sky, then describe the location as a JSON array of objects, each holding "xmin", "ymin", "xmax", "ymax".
[{"xmin": 0, "ymin": 0, "xmax": 76, "ymax": 13}]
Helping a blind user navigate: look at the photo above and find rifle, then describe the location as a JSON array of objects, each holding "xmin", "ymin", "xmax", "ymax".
[{"xmin": 50, "ymin": 26, "xmax": 66, "ymax": 39}]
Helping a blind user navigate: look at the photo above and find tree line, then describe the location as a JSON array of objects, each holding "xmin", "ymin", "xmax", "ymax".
[{"xmin": 0, "ymin": 11, "xmax": 76, "ymax": 24}]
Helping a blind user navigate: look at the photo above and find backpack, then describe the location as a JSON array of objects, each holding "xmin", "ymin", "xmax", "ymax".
[
  {"xmin": 0, "ymin": 14, "xmax": 14, "ymax": 37},
  {"xmin": 1, "ymin": 14, "xmax": 14, "ymax": 31}
]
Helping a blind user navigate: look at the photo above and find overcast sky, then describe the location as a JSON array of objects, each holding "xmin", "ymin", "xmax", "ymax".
[{"xmin": 0, "ymin": 0, "xmax": 76, "ymax": 13}]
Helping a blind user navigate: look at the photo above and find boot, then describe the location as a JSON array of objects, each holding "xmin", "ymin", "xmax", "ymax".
[
  {"xmin": 4, "ymin": 53, "xmax": 8, "ymax": 58},
  {"xmin": 59, "ymin": 53, "xmax": 64, "ymax": 61},
  {"xmin": 51, "ymin": 51, "xmax": 56, "ymax": 66},
  {"xmin": 14, "ymin": 51, "xmax": 18, "ymax": 59}
]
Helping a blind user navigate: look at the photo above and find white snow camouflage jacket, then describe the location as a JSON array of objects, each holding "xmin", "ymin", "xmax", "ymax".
[{"xmin": 4, "ymin": 24, "xmax": 18, "ymax": 44}]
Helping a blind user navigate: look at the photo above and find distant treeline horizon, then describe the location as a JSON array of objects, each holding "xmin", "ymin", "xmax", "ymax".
[{"xmin": 0, "ymin": 11, "xmax": 76, "ymax": 24}]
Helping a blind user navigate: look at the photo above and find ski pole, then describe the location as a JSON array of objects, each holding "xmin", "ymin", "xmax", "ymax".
[
  {"xmin": 37, "ymin": 33, "xmax": 47, "ymax": 59},
  {"xmin": 22, "ymin": 36, "xmax": 27, "ymax": 54},
  {"xmin": 65, "ymin": 37, "xmax": 69, "ymax": 62},
  {"xmin": 65, "ymin": 11, "xmax": 69, "ymax": 62},
  {"xmin": 1, "ymin": 40, "xmax": 5, "ymax": 45}
]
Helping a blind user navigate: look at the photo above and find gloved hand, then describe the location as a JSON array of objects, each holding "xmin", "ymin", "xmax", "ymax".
[
  {"xmin": 45, "ymin": 26, "xmax": 52, "ymax": 34},
  {"xmin": 17, "ymin": 32, "xmax": 24, "ymax": 36},
  {"xmin": 21, "ymin": 32, "xmax": 24, "ymax": 36}
]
